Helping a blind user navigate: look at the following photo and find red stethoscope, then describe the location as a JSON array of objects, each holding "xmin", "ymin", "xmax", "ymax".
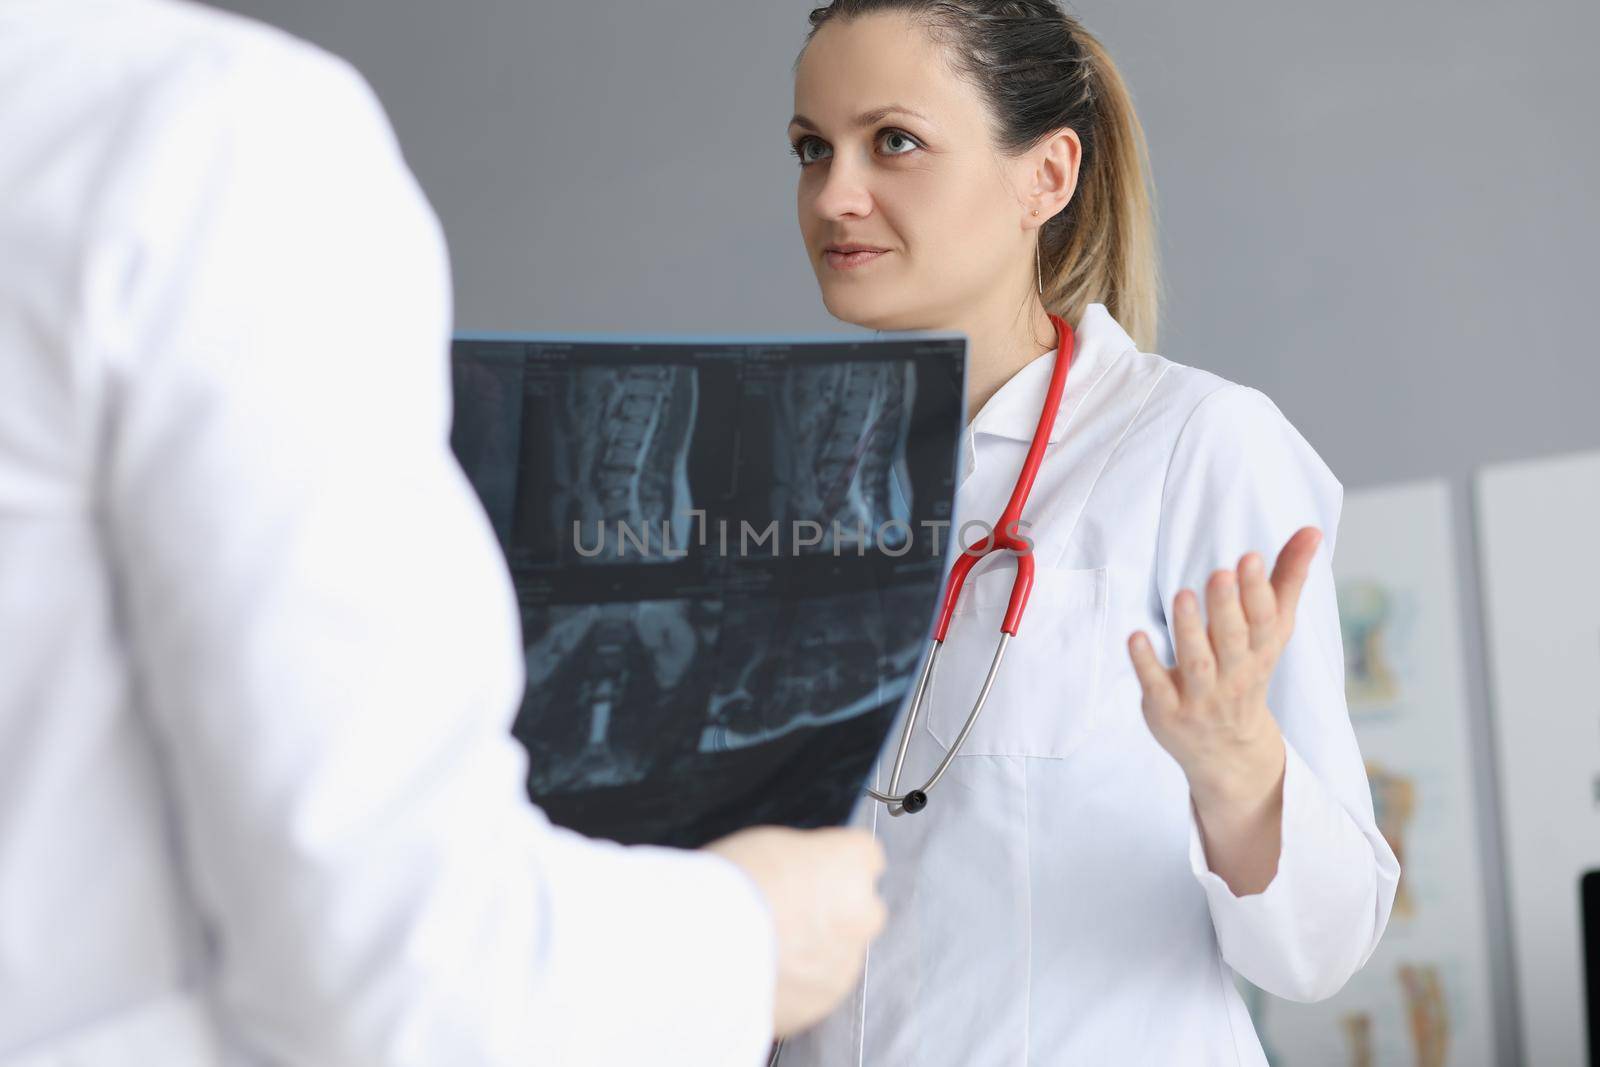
[{"xmin": 865, "ymin": 311, "xmax": 1075, "ymax": 815}]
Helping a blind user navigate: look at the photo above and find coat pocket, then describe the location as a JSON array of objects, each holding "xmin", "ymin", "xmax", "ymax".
[{"xmin": 921, "ymin": 562, "xmax": 1108, "ymax": 758}]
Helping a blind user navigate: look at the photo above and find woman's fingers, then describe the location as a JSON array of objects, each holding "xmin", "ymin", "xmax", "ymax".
[
  {"xmin": 1268, "ymin": 527, "xmax": 1322, "ymax": 641},
  {"xmin": 1127, "ymin": 631, "xmax": 1178, "ymax": 717},
  {"xmin": 1237, "ymin": 551, "xmax": 1278, "ymax": 650},
  {"xmin": 1206, "ymin": 568, "xmax": 1251, "ymax": 675},
  {"xmin": 1170, "ymin": 588, "xmax": 1215, "ymax": 701},
  {"xmin": 1134, "ymin": 528, "xmax": 1322, "ymax": 727}
]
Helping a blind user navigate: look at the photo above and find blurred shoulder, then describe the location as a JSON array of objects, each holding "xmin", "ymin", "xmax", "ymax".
[{"xmin": 4, "ymin": 0, "xmax": 382, "ymax": 139}]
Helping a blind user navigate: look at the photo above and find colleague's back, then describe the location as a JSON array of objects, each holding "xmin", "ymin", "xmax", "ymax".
[
  {"xmin": 0, "ymin": 2, "xmax": 792, "ymax": 1062},
  {"xmin": 0, "ymin": 1, "xmax": 233, "ymax": 1054}
]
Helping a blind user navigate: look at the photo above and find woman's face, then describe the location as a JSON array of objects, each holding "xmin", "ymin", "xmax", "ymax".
[{"xmin": 789, "ymin": 12, "xmax": 1034, "ymax": 332}]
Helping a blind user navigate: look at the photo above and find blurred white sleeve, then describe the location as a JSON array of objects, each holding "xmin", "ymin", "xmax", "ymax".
[
  {"xmin": 1152, "ymin": 383, "xmax": 1400, "ymax": 1003},
  {"xmin": 94, "ymin": 31, "xmax": 774, "ymax": 1065}
]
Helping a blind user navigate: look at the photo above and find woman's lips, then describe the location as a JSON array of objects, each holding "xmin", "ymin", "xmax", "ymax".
[{"xmin": 823, "ymin": 248, "xmax": 889, "ymax": 270}]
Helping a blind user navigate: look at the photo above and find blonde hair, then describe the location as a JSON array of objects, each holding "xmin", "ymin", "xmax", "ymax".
[{"xmin": 803, "ymin": 1, "xmax": 1162, "ymax": 350}]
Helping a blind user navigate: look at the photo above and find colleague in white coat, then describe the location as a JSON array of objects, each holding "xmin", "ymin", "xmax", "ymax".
[
  {"xmin": 775, "ymin": 3, "xmax": 1402, "ymax": 1064},
  {"xmin": 0, "ymin": 2, "xmax": 887, "ymax": 1064}
]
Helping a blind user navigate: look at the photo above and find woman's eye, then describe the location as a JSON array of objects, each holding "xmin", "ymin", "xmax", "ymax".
[
  {"xmin": 881, "ymin": 130, "xmax": 920, "ymax": 156},
  {"xmin": 790, "ymin": 138, "xmax": 831, "ymax": 166}
]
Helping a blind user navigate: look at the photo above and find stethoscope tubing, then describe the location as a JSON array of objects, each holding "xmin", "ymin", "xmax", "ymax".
[
  {"xmin": 864, "ymin": 313, "xmax": 1075, "ymax": 816},
  {"xmin": 864, "ymin": 634, "xmax": 1010, "ymax": 814}
]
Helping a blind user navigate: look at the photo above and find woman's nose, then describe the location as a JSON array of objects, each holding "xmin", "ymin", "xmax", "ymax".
[{"xmin": 808, "ymin": 158, "xmax": 874, "ymax": 220}]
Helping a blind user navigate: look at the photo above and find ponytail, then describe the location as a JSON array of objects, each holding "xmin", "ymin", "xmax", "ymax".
[{"xmin": 1044, "ymin": 23, "xmax": 1161, "ymax": 351}]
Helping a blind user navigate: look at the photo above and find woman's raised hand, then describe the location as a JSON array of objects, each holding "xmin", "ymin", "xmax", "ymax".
[{"xmin": 1126, "ymin": 526, "xmax": 1322, "ymax": 806}]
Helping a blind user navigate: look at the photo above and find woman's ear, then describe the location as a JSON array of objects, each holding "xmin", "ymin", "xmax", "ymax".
[{"xmin": 1027, "ymin": 126, "xmax": 1082, "ymax": 225}]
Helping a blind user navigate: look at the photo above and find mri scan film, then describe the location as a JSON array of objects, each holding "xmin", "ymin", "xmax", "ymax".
[{"xmin": 451, "ymin": 330, "xmax": 965, "ymax": 847}]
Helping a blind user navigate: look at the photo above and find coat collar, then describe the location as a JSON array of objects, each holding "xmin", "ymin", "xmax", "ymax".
[{"xmin": 965, "ymin": 302, "xmax": 1137, "ymax": 446}]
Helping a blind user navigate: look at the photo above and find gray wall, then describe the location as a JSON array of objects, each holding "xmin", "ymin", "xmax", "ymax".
[{"xmin": 207, "ymin": 2, "xmax": 1600, "ymax": 1062}]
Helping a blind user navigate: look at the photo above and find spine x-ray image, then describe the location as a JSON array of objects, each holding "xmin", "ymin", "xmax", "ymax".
[
  {"xmin": 451, "ymin": 331, "xmax": 965, "ymax": 848},
  {"xmin": 543, "ymin": 365, "xmax": 698, "ymax": 563},
  {"xmin": 771, "ymin": 362, "xmax": 916, "ymax": 554}
]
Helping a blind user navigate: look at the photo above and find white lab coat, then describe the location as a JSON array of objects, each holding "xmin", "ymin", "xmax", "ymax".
[
  {"xmin": 779, "ymin": 304, "xmax": 1402, "ymax": 1066},
  {"xmin": 0, "ymin": 2, "xmax": 775, "ymax": 1064}
]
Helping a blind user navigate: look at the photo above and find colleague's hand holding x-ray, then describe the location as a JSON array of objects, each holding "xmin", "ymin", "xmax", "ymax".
[{"xmin": 707, "ymin": 826, "xmax": 887, "ymax": 1035}]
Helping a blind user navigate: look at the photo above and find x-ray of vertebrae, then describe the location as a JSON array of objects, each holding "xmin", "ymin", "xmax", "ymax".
[
  {"xmin": 771, "ymin": 362, "xmax": 916, "ymax": 553},
  {"xmin": 521, "ymin": 598, "xmax": 708, "ymax": 793},
  {"xmin": 550, "ymin": 366, "xmax": 697, "ymax": 563}
]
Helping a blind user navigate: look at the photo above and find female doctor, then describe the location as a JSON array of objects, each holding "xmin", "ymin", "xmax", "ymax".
[{"xmin": 775, "ymin": 2, "xmax": 1402, "ymax": 1064}]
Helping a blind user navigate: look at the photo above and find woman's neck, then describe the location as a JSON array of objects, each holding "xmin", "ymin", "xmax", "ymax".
[{"xmin": 946, "ymin": 296, "xmax": 1059, "ymax": 424}]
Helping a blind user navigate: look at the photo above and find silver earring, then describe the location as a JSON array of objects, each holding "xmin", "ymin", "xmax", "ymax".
[{"xmin": 1032, "ymin": 209, "xmax": 1043, "ymax": 295}]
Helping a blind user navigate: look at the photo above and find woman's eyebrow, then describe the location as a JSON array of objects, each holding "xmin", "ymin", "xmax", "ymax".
[{"xmin": 788, "ymin": 104, "xmax": 931, "ymax": 132}]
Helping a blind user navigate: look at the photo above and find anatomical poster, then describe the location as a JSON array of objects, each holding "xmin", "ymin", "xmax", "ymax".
[
  {"xmin": 1239, "ymin": 480, "xmax": 1498, "ymax": 1067},
  {"xmin": 1475, "ymin": 449, "xmax": 1600, "ymax": 1067},
  {"xmin": 450, "ymin": 329, "xmax": 967, "ymax": 848}
]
